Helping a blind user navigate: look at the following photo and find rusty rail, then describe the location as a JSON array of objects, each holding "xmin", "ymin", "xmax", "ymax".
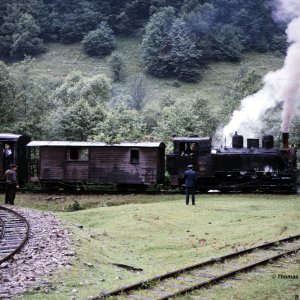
[
  {"xmin": 93, "ymin": 234, "xmax": 300, "ymax": 299},
  {"xmin": 0, "ymin": 206, "xmax": 30, "ymax": 264}
]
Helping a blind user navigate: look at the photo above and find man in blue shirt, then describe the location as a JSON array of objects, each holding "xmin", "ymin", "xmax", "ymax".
[{"xmin": 183, "ymin": 164, "xmax": 197, "ymax": 205}]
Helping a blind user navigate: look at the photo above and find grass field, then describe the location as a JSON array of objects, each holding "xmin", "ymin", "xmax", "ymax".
[{"xmin": 10, "ymin": 192, "xmax": 300, "ymax": 300}]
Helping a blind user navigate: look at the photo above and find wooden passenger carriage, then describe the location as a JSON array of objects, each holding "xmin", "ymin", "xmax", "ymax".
[
  {"xmin": 27, "ymin": 141, "xmax": 165, "ymax": 191},
  {"xmin": 0, "ymin": 133, "xmax": 31, "ymax": 188}
]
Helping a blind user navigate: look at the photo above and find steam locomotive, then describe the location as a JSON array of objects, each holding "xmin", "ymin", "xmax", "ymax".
[
  {"xmin": 166, "ymin": 132, "xmax": 298, "ymax": 193},
  {"xmin": 0, "ymin": 132, "xmax": 298, "ymax": 193}
]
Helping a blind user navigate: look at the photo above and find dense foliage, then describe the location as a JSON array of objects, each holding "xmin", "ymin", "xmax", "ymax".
[
  {"xmin": 81, "ymin": 22, "xmax": 115, "ymax": 57},
  {"xmin": 0, "ymin": 1, "xmax": 286, "ymax": 64},
  {"xmin": 0, "ymin": 0, "xmax": 296, "ymax": 147}
]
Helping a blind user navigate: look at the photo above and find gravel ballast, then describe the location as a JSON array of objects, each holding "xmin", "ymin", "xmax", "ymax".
[{"xmin": 0, "ymin": 205, "xmax": 74, "ymax": 299}]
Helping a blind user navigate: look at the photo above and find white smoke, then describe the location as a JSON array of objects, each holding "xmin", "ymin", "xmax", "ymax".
[{"xmin": 223, "ymin": 0, "xmax": 300, "ymax": 141}]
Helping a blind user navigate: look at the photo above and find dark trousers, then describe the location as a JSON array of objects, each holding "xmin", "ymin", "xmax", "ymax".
[
  {"xmin": 186, "ymin": 187, "xmax": 195, "ymax": 205},
  {"xmin": 5, "ymin": 184, "xmax": 16, "ymax": 205}
]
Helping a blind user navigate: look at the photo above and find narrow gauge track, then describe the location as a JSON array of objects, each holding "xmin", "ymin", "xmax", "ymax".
[
  {"xmin": 0, "ymin": 206, "xmax": 30, "ymax": 264},
  {"xmin": 94, "ymin": 234, "xmax": 300, "ymax": 300}
]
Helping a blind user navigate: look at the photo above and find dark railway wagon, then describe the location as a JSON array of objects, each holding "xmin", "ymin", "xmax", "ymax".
[
  {"xmin": 166, "ymin": 133, "xmax": 298, "ymax": 193},
  {"xmin": 0, "ymin": 133, "xmax": 31, "ymax": 188},
  {"xmin": 27, "ymin": 141, "xmax": 165, "ymax": 191}
]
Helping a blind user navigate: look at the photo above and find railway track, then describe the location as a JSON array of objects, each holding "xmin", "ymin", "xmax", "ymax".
[
  {"xmin": 0, "ymin": 206, "xmax": 30, "ymax": 264},
  {"xmin": 94, "ymin": 234, "xmax": 300, "ymax": 300}
]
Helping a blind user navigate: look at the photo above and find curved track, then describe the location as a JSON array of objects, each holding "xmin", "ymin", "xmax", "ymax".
[
  {"xmin": 0, "ymin": 206, "xmax": 30, "ymax": 264},
  {"xmin": 94, "ymin": 234, "xmax": 300, "ymax": 300}
]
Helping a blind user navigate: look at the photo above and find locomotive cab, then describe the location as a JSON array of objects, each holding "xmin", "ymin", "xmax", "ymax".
[{"xmin": 166, "ymin": 136, "xmax": 212, "ymax": 189}]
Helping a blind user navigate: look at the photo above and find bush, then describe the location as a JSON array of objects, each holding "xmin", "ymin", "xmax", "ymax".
[
  {"xmin": 82, "ymin": 22, "xmax": 116, "ymax": 57},
  {"xmin": 109, "ymin": 52, "xmax": 123, "ymax": 82},
  {"xmin": 207, "ymin": 24, "xmax": 244, "ymax": 61},
  {"xmin": 67, "ymin": 200, "xmax": 81, "ymax": 211}
]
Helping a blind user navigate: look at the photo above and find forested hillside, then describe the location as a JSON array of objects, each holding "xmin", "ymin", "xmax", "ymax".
[{"xmin": 1, "ymin": 0, "xmax": 299, "ymax": 146}]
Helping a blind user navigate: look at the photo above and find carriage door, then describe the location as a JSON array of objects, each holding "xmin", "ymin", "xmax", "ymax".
[
  {"xmin": 0, "ymin": 142, "xmax": 3, "ymax": 175},
  {"xmin": 2, "ymin": 142, "xmax": 14, "ymax": 173}
]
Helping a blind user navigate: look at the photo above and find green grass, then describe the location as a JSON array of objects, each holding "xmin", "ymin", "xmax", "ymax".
[
  {"xmin": 29, "ymin": 37, "xmax": 285, "ymax": 109},
  {"xmin": 9, "ymin": 192, "xmax": 300, "ymax": 300}
]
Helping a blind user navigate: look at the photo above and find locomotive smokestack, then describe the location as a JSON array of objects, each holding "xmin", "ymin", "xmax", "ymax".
[{"xmin": 282, "ymin": 132, "xmax": 289, "ymax": 148}]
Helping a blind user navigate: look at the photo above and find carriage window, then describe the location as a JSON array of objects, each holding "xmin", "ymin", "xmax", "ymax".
[
  {"xmin": 67, "ymin": 148, "xmax": 89, "ymax": 161},
  {"xmin": 130, "ymin": 149, "xmax": 139, "ymax": 164}
]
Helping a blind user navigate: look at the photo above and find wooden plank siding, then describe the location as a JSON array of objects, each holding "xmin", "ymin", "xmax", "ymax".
[
  {"xmin": 89, "ymin": 147, "xmax": 160, "ymax": 184},
  {"xmin": 37, "ymin": 144, "xmax": 165, "ymax": 185},
  {"xmin": 40, "ymin": 147, "xmax": 65, "ymax": 180},
  {"xmin": 65, "ymin": 161, "xmax": 89, "ymax": 183}
]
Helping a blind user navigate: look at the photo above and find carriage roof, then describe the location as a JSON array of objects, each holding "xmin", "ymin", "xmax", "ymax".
[{"xmin": 27, "ymin": 141, "xmax": 165, "ymax": 148}]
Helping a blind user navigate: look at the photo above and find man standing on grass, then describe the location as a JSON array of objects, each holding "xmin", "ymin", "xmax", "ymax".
[
  {"xmin": 183, "ymin": 164, "xmax": 197, "ymax": 205},
  {"xmin": 3, "ymin": 164, "xmax": 19, "ymax": 205}
]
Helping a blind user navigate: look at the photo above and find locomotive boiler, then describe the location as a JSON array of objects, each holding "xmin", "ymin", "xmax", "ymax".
[{"xmin": 166, "ymin": 132, "xmax": 298, "ymax": 193}]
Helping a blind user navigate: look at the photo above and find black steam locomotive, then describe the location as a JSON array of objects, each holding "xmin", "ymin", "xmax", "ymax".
[
  {"xmin": 166, "ymin": 132, "xmax": 298, "ymax": 193},
  {"xmin": 0, "ymin": 132, "xmax": 298, "ymax": 193}
]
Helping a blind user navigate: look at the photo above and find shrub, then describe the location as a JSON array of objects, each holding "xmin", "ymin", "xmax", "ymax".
[
  {"xmin": 109, "ymin": 52, "xmax": 123, "ymax": 82},
  {"xmin": 82, "ymin": 22, "xmax": 116, "ymax": 57},
  {"xmin": 67, "ymin": 200, "xmax": 81, "ymax": 211}
]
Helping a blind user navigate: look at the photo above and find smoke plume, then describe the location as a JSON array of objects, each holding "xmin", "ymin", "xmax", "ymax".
[{"xmin": 223, "ymin": 0, "xmax": 300, "ymax": 141}]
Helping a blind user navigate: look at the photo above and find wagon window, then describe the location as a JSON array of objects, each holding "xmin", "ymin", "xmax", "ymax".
[
  {"xmin": 67, "ymin": 147, "xmax": 89, "ymax": 161},
  {"xmin": 130, "ymin": 149, "xmax": 139, "ymax": 164}
]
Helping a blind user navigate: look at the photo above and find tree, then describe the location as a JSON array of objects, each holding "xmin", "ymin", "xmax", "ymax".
[
  {"xmin": 141, "ymin": 7, "xmax": 175, "ymax": 77},
  {"xmin": 184, "ymin": 2, "xmax": 217, "ymax": 37},
  {"xmin": 0, "ymin": 1, "xmax": 45, "ymax": 59},
  {"xmin": 221, "ymin": 66, "xmax": 263, "ymax": 123},
  {"xmin": 49, "ymin": 71, "xmax": 111, "ymax": 140},
  {"xmin": 169, "ymin": 19, "xmax": 202, "ymax": 82},
  {"xmin": 142, "ymin": 7, "xmax": 202, "ymax": 81},
  {"xmin": 109, "ymin": 52, "xmax": 124, "ymax": 82},
  {"xmin": 53, "ymin": 71, "xmax": 111, "ymax": 107},
  {"xmin": 114, "ymin": 11, "xmax": 132, "ymax": 34},
  {"xmin": 9, "ymin": 13, "xmax": 46, "ymax": 59},
  {"xmin": 9, "ymin": 57, "xmax": 50, "ymax": 138},
  {"xmin": 261, "ymin": 106, "xmax": 281, "ymax": 145},
  {"xmin": 40, "ymin": 0, "xmax": 101, "ymax": 43},
  {"xmin": 128, "ymin": 73, "xmax": 148, "ymax": 110},
  {"xmin": 0, "ymin": 61, "xmax": 16, "ymax": 131},
  {"xmin": 142, "ymin": 102, "xmax": 163, "ymax": 134},
  {"xmin": 153, "ymin": 97, "xmax": 218, "ymax": 139},
  {"xmin": 206, "ymin": 24, "xmax": 244, "ymax": 61},
  {"xmin": 231, "ymin": 1, "xmax": 286, "ymax": 53},
  {"xmin": 289, "ymin": 116, "xmax": 300, "ymax": 149},
  {"xmin": 59, "ymin": 14, "xmax": 84, "ymax": 43},
  {"xmin": 92, "ymin": 103, "xmax": 147, "ymax": 143},
  {"xmin": 82, "ymin": 22, "xmax": 116, "ymax": 57},
  {"xmin": 51, "ymin": 100, "xmax": 105, "ymax": 141}
]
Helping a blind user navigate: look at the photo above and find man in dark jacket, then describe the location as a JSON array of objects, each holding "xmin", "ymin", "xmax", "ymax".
[
  {"xmin": 3, "ymin": 164, "xmax": 19, "ymax": 205},
  {"xmin": 183, "ymin": 164, "xmax": 197, "ymax": 205}
]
